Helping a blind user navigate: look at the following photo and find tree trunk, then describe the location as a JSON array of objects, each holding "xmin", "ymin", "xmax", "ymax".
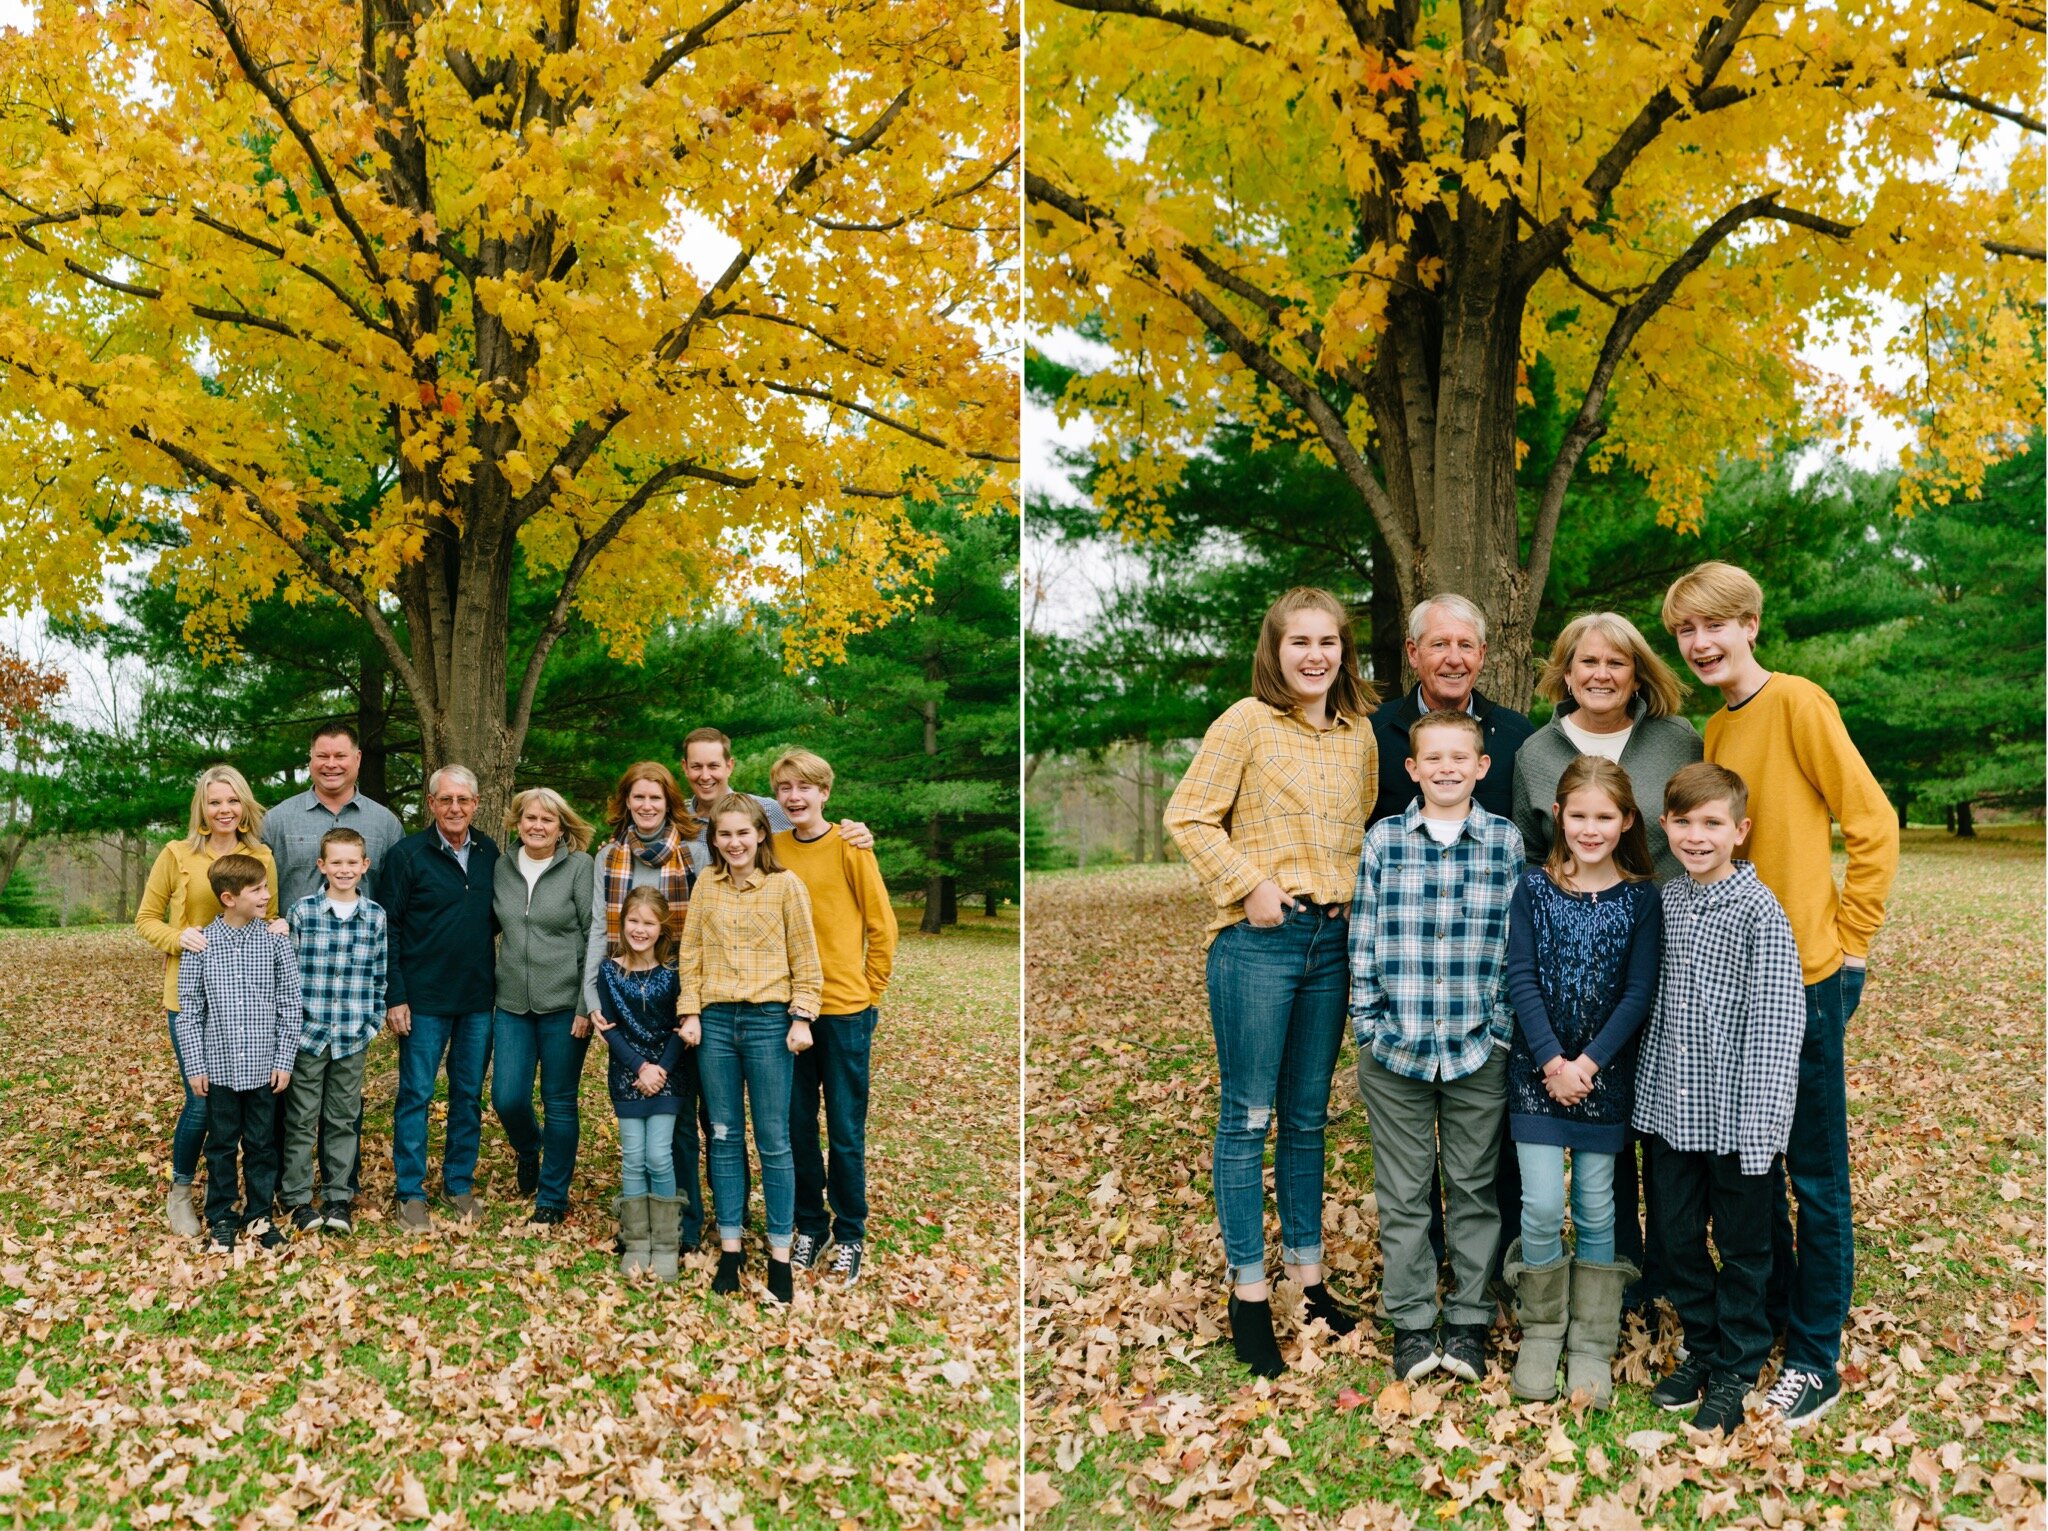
[
  {"xmin": 1955, "ymin": 801, "xmax": 1976, "ymax": 838},
  {"xmin": 1895, "ymin": 794, "xmax": 1908, "ymax": 832},
  {"xmin": 1944, "ymin": 805, "xmax": 1956, "ymax": 833},
  {"xmin": 357, "ymin": 647, "xmax": 392, "ymax": 811},
  {"xmin": 938, "ymin": 877, "xmax": 958, "ymax": 926},
  {"xmin": 1148, "ymin": 760, "xmax": 1166, "ymax": 863},
  {"xmin": 0, "ymin": 826, "xmax": 27, "ymax": 906},
  {"xmin": 1132, "ymin": 743, "xmax": 1149, "ymax": 862},
  {"xmin": 984, "ymin": 889, "xmax": 998, "ymax": 918},
  {"xmin": 1368, "ymin": 524, "xmax": 1404, "ymax": 693},
  {"xmin": 920, "ymin": 692, "xmax": 945, "ymax": 935}
]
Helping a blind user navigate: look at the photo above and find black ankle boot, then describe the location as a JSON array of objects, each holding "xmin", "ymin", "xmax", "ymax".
[
  {"xmin": 1229, "ymin": 1295, "xmax": 1286, "ymax": 1378},
  {"xmin": 712, "ymin": 1250, "xmax": 744, "ymax": 1295},
  {"xmin": 766, "ymin": 1257, "xmax": 793, "ymax": 1305},
  {"xmin": 1303, "ymin": 1282, "xmax": 1358, "ymax": 1336}
]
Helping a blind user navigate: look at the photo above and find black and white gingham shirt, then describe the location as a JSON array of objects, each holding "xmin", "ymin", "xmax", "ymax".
[
  {"xmin": 174, "ymin": 917, "xmax": 305, "ymax": 1092},
  {"xmin": 1631, "ymin": 862, "xmax": 1805, "ymax": 1174}
]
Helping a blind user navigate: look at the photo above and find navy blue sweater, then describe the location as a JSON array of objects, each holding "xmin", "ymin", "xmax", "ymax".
[
  {"xmin": 1505, "ymin": 870, "xmax": 1661, "ymax": 1153},
  {"xmin": 379, "ymin": 828, "xmax": 500, "ymax": 1015}
]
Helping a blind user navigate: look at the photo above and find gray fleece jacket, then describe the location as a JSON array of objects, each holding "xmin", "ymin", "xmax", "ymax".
[{"xmin": 492, "ymin": 844, "xmax": 596, "ymax": 1015}]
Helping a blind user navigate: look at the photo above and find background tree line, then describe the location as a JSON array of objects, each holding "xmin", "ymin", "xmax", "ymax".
[
  {"xmin": 4, "ymin": 497, "xmax": 1018, "ymax": 934},
  {"xmin": 1027, "ymin": 350, "xmax": 2043, "ymax": 869}
]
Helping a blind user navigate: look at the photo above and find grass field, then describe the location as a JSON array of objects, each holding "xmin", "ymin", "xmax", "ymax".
[
  {"xmin": 1025, "ymin": 829, "xmax": 2046, "ymax": 1529},
  {"xmin": 0, "ymin": 906, "xmax": 1020, "ymax": 1529}
]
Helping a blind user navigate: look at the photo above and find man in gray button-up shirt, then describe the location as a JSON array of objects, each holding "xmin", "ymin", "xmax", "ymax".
[{"xmin": 262, "ymin": 724, "xmax": 405, "ymax": 906}]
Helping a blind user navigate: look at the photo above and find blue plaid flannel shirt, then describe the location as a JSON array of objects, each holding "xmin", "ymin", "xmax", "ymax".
[
  {"xmin": 286, "ymin": 894, "xmax": 388, "ymax": 1058},
  {"xmin": 1347, "ymin": 800, "xmax": 1524, "ymax": 1082}
]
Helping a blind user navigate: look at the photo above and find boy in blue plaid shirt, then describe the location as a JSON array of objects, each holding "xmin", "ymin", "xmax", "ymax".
[
  {"xmin": 280, "ymin": 828, "xmax": 388, "ymax": 1235},
  {"xmin": 1349, "ymin": 710, "xmax": 1523, "ymax": 1387}
]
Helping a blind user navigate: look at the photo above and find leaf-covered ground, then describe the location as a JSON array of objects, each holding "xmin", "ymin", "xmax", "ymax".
[
  {"xmin": 1025, "ymin": 830, "xmax": 2045, "ymax": 1530},
  {"xmin": 0, "ymin": 908, "xmax": 1020, "ymax": 1530}
]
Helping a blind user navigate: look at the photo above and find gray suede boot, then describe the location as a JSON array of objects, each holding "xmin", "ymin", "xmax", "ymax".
[
  {"xmin": 1565, "ymin": 1254, "xmax": 1640, "ymax": 1409},
  {"xmin": 617, "ymin": 1196, "xmax": 653, "ymax": 1276},
  {"xmin": 1504, "ymin": 1237, "xmax": 1571, "ymax": 1402},
  {"xmin": 647, "ymin": 1196, "xmax": 683, "ymax": 1282}
]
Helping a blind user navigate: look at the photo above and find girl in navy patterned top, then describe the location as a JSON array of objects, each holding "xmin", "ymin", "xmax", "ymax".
[
  {"xmin": 1502, "ymin": 756, "xmax": 1661, "ymax": 1408},
  {"xmin": 592, "ymin": 887, "xmax": 687, "ymax": 1281}
]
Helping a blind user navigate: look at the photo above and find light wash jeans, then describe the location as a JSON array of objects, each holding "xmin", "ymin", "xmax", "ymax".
[
  {"xmin": 618, "ymin": 1114, "xmax": 679, "ymax": 1198},
  {"xmin": 1515, "ymin": 1141, "xmax": 1617, "ymax": 1265}
]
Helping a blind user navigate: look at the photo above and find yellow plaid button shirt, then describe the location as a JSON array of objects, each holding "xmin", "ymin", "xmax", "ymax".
[
  {"xmin": 675, "ymin": 863, "xmax": 825, "ymax": 1018},
  {"xmin": 1164, "ymin": 697, "xmax": 1380, "ymax": 943}
]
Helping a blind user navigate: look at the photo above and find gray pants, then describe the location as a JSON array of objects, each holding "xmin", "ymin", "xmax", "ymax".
[
  {"xmin": 1359, "ymin": 1043, "xmax": 1507, "ymax": 1329},
  {"xmin": 280, "ymin": 1047, "xmax": 368, "ymax": 1208}
]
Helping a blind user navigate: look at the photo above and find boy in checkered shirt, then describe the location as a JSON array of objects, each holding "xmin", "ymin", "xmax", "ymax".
[
  {"xmin": 1633, "ymin": 762, "xmax": 1805, "ymax": 1434},
  {"xmin": 1348, "ymin": 710, "xmax": 1524, "ymax": 1389},
  {"xmin": 280, "ymin": 827, "xmax": 388, "ymax": 1236},
  {"xmin": 175, "ymin": 852, "xmax": 303, "ymax": 1253}
]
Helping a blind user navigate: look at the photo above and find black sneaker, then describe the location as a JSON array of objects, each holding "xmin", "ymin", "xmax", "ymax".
[
  {"xmin": 1760, "ymin": 1365, "xmax": 1842, "ymax": 1431},
  {"xmin": 320, "ymin": 1203, "xmax": 353, "ymax": 1233},
  {"xmin": 1392, "ymin": 1327, "xmax": 1440, "ymax": 1382},
  {"xmin": 1438, "ymin": 1323, "xmax": 1488, "ymax": 1383},
  {"xmin": 516, "ymin": 1154, "xmax": 540, "ymax": 1197},
  {"xmin": 827, "ymin": 1241, "xmax": 863, "ymax": 1285},
  {"xmin": 1651, "ymin": 1353, "xmax": 1714, "ymax": 1412},
  {"xmin": 253, "ymin": 1222, "xmax": 286, "ymax": 1252},
  {"xmin": 207, "ymin": 1224, "xmax": 237, "ymax": 1254},
  {"xmin": 791, "ymin": 1232, "xmax": 823, "ymax": 1271},
  {"xmin": 289, "ymin": 1205, "xmax": 323, "ymax": 1234},
  {"xmin": 530, "ymin": 1205, "xmax": 567, "ymax": 1227},
  {"xmin": 1691, "ymin": 1370, "xmax": 1751, "ymax": 1434}
]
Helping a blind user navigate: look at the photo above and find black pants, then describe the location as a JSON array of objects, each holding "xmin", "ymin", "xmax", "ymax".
[
  {"xmin": 1644, "ymin": 1135, "xmax": 1774, "ymax": 1379},
  {"xmin": 205, "ymin": 1084, "xmax": 281, "ymax": 1233},
  {"xmin": 1613, "ymin": 1131, "xmax": 1664, "ymax": 1297}
]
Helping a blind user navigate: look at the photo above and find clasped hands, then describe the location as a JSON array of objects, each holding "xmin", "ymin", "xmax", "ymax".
[{"xmin": 1541, "ymin": 1053, "xmax": 1598, "ymax": 1107}]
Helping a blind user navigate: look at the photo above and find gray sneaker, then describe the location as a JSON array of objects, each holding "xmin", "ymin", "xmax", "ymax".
[
  {"xmin": 397, "ymin": 1199, "xmax": 432, "ymax": 1233},
  {"xmin": 447, "ymin": 1192, "xmax": 480, "ymax": 1226},
  {"xmin": 791, "ymin": 1233, "xmax": 823, "ymax": 1271},
  {"xmin": 167, "ymin": 1184, "xmax": 202, "ymax": 1238},
  {"xmin": 827, "ymin": 1241, "xmax": 864, "ymax": 1285}
]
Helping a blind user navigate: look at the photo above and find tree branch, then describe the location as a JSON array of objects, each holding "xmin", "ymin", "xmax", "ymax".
[
  {"xmin": 1961, "ymin": 0, "xmax": 2045, "ymax": 32},
  {"xmin": 642, "ymin": 0, "xmax": 755, "ymax": 89},
  {"xmin": 758, "ymin": 380, "xmax": 1019, "ymax": 462},
  {"xmin": 1986, "ymin": 238, "xmax": 2047, "ymax": 260},
  {"xmin": 1049, "ymin": 0, "xmax": 1267, "ymax": 50},
  {"xmin": 1929, "ymin": 83, "xmax": 2045, "ymax": 134},
  {"xmin": 810, "ymin": 149, "xmax": 1018, "ymax": 233}
]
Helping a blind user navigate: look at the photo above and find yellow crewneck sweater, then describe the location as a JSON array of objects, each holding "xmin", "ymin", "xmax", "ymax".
[
  {"xmin": 1703, "ymin": 672, "xmax": 1899, "ymax": 985},
  {"xmin": 771, "ymin": 825, "xmax": 898, "ymax": 1014}
]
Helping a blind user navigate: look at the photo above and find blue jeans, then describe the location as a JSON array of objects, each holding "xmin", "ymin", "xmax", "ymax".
[
  {"xmin": 1766, "ymin": 965, "xmax": 1862, "ymax": 1374},
  {"xmin": 1205, "ymin": 904, "xmax": 1349, "ymax": 1285},
  {"xmin": 1515, "ymin": 1142, "xmax": 1617, "ymax": 1266},
  {"xmin": 392, "ymin": 1010, "xmax": 492, "ymax": 1202},
  {"xmin": 699, "ymin": 1002, "xmax": 797, "ymax": 1246},
  {"xmin": 167, "ymin": 1011, "xmax": 208, "ymax": 1184},
  {"xmin": 619, "ymin": 1114, "xmax": 679, "ymax": 1198},
  {"xmin": 490, "ymin": 1009, "xmax": 589, "ymax": 1211},
  {"xmin": 792, "ymin": 1007, "xmax": 876, "ymax": 1245}
]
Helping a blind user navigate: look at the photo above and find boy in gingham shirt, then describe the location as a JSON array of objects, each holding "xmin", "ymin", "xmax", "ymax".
[
  {"xmin": 280, "ymin": 827, "xmax": 388, "ymax": 1235},
  {"xmin": 1634, "ymin": 761, "xmax": 1805, "ymax": 1434}
]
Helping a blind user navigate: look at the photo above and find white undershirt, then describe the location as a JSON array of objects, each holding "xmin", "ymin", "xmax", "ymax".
[
  {"xmin": 1561, "ymin": 715, "xmax": 1633, "ymax": 761},
  {"xmin": 323, "ymin": 897, "xmax": 361, "ymax": 920},
  {"xmin": 518, "ymin": 849, "xmax": 551, "ymax": 892},
  {"xmin": 1421, "ymin": 815, "xmax": 1467, "ymax": 846}
]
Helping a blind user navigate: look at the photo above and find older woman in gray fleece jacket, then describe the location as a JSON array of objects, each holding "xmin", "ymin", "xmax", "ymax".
[
  {"xmin": 492, "ymin": 787, "xmax": 597, "ymax": 1223},
  {"xmin": 1511, "ymin": 612, "xmax": 1704, "ymax": 886}
]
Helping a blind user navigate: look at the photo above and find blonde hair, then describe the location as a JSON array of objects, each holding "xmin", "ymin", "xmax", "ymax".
[
  {"xmin": 1537, "ymin": 612, "xmax": 1690, "ymax": 719},
  {"xmin": 1544, "ymin": 757, "xmax": 1656, "ymax": 887},
  {"xmin": 1252, "ymin": 587, "xmax": 1379, "ymax": 720},
  {"xmin": 1661, "ymin": 561, "xmax": 1763, "ymax": 632},
  {"xmin": 708, "ymin": 791, "xmax": 785, "ymax": 875},
  {"xmin": 184, "ymin": 765, "xmax": 265, "ymax": 851},
  {"xmin": 504, "ymin": 786, "xmax": 595, "ymax": 852},
  {"xmin": 770, "ymin": 748, "xmax": 835, "ymax": 792}
]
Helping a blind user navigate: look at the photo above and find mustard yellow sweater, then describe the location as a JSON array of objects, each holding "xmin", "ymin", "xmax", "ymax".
[
  {"xmin": 772, "ymin": 827, "xmax": 898, "ymax": 1014},
  {"xmin": 135, "ymin": 839, "xmax": 282, "ymax": 1011},
  {"xmin": 1703, "ymin": 673, "xmax": 1898, "ymax": 985}
]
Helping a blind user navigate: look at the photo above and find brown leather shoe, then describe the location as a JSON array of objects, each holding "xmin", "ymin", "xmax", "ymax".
[{"xmin": 396, "ymin": 1199, "xmax": 432, "ymax": 1233}]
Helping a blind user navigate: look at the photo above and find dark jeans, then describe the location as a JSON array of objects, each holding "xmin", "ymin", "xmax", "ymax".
[
  {"xmin": 792, "ymin": 1007, "xmax": 876, "ymax": 1244},
  {"xmin": 1645, "ymin": 1134, "xmax": 1775, "ymax": 1379},
  {"xmin": 1613, "ymin": 1131, "xmax": 1666, "ymax": 1299},
  {"xmin": 167, "ymin": 1011, "xmax": 208, "ymax": 1184},
  {"xmin": 491, "ymin": 1009, "xmax": 590, "ymax": 1211},
  {"xmin": 699, "ymin": 1001, "xmax": 797, "ymax": 1245},
  {"xmin": 1765, "ymin": 965, "xmax": 1862, "ymax": 1374},
  {"xmin": 1205, "ymin": 904, "xmax": 1349, "ymax": 1285},
  {"xmin": 203, "ymin": 1083, "xmax": 280, "ymax": 1232},
  {"xmin": 393, "ymin": 1010, "xmax": 492, "ymax": 1202}
]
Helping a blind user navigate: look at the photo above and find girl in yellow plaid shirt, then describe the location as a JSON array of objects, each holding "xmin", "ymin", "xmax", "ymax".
[
  {"xmin": 676, "ymin": 792, "xmax": 824, "ymax": 1305},
  {"xmin": 1163, "ymin": 587, "xmax": 1380, "ymax": 1377}
]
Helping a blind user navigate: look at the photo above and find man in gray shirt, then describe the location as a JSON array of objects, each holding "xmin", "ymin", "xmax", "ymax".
[{"xmin": 261, "ymin": 722, "xmax": 403, "ymax": 1200}]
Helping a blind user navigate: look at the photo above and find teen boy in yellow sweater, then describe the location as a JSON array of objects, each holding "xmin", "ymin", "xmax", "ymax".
[
  {"xmin": 1663, "ymin": 562, "xmax": 1899, "ymax": 1431},
  {"xmin": 771, "ymin": 749, "xmax": 899, "ymax": 1285}
]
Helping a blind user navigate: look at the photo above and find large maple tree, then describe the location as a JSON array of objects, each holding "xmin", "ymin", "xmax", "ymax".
[
  {"xmin": 1027, "ymin": 0, "xmax": 2042, "ymax": 705},
  {"xmin": 0, "ymin": 0, "xmax": 1017, "ymax": 819}
]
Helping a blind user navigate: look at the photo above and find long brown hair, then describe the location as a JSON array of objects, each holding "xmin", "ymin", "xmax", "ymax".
[
  {"xmin": 605, "ymin": 761, "xmax": 701, "ymax": 842},
  {"xmin": 1251, "ymin": 587, "xmax": 1379, "ymax": 720},
  {"xmin": 707, "ymin": 791, "xmax": 784, "ymax": 876},
  {"xmin": 616, "ymin": 886, "xmax": 680, "ymax": 966},
  {"xmin": 1544, "ymin": 757, "xmax": 1656, "ymax": 887}
]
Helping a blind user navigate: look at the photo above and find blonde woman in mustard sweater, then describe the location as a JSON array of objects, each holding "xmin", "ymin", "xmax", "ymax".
[{"xmin": 136, "ymin": 766, "xmax": 282, "ymax": 1236}]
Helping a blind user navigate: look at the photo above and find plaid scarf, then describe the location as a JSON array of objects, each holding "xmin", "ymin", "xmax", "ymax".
[{"xmin": 599, "ymin": 825, "xmax": 692, "ymax": 951}]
